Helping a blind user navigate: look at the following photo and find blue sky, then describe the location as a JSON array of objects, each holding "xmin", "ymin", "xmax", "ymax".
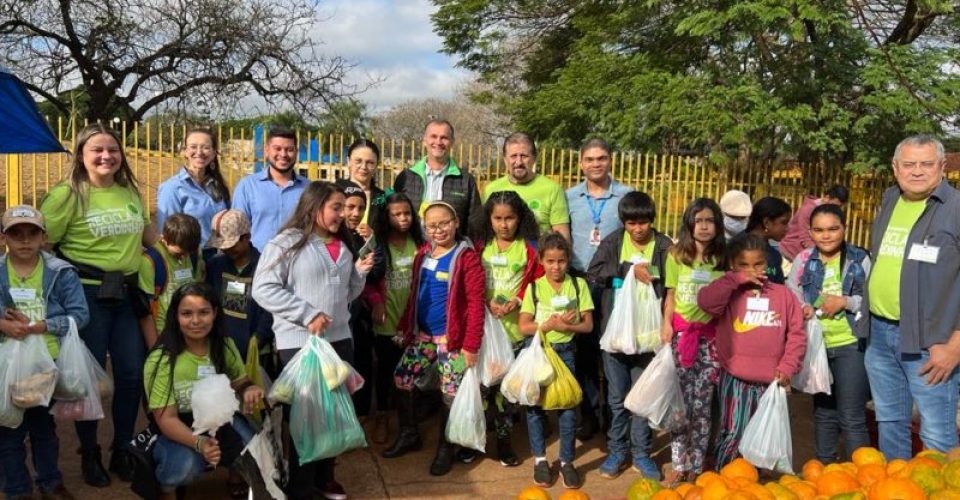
[{"xmin": 315, "ymin": 0, "xmax": 470, "ymax": 111}]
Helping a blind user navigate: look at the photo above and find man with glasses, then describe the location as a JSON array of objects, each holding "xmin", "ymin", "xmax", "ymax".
[
  {"xmin": 483, "ymin": 132, "xmax": 570, "ymax": 238},
  {"xmin": 860, "ymin": 134, "xmax": 960, "ymax": 458},
  {"xmin": 394, "ymin": 119, "xmax": 482, "ymax": 224}
]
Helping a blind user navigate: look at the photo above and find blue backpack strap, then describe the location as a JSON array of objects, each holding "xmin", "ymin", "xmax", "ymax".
[{"xmin": 143, "ymin": 246, "xmax": 168, "ymax": 298}]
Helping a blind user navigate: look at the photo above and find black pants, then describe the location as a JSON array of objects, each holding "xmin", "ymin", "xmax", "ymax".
[
  {"xmin": 349, "ymin": 300, "xmax": 374, "ymax": 417},
  {"xmin": 372, "ymin": 335, "xmax": 404, "ymax": 412}
]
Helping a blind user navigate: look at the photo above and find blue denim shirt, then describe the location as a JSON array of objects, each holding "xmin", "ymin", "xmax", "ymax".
[
  {"xmin": 788, "ymin": 244, "xmax": 870, "ymax": 331},
  {"xmin": 565, "ymin": 178, "xmax": 633, "ymax": 272},
  {"xmin": 231, "ymin": 168, "xmax": 308, "ymax": 251},
  {"xmin": 0, "ymin": 251, "xmax": 90, "ymax": 336},
  {"xmin": 156, "ymin": 168, "xmax": 229, "ymax": 246}
]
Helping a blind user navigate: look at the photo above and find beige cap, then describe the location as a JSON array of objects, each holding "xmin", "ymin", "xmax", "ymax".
[
  {"xmin": 719, "ymin": 190, "xmax": 752, "ymax": 217},
  {"xmin": 206, "ymin": 209, "xmax": 251, "ymax": 249},
  {"xmin": 1, "ymin": 205, "xmax": 45, "ymax": 232}
]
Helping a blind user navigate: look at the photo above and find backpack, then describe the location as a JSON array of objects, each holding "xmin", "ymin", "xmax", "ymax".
[
  {"xmin": 530, "ymin": 275, "xmax": 582, "ymax": 311},
  {"xmin": 143, "ymin": 246, "xmax": 199, "ymax": 298}
]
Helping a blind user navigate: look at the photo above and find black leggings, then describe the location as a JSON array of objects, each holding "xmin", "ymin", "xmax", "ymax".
[{"xmin": 372, "ymin": 335, "xmax": 404, "ymax": 412}]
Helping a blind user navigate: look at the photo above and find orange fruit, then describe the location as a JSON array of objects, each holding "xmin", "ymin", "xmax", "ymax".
[
  {"xmin": 517, "ymin": 486, "xmax": 552, "ymax": 500},
  {"xmin": 852, "ymin": 448, "xmax": 887, "ymax": 467},
  {"xmin": 677, "ymin": 484, "xmax": 696, "ymax": 498},
  {"xmin": 910, "ymin": 463, "xmax": 945, "ymax": 495},
  {"xmin": 558, "ymin": 491, "xmax": 591, "ymax": 500},
  {"xmin": 829, "ymin": 492, "xmax": 866, "ymax": 500},
  {"xmin": 765, "ymin": 482, "xmax": 801, "ymax": 500},
  {"xmin": 786, "ymin": 481, "xmax": 819, "ymax": 500},
  {"xmin": 628, "ymin": 477, "xmax": 665, "ymax": 500},
  {"xmin": 886, "ymin": 460, "xmax": 909, "ymax": 478},
  {"xmin": 741, "ymin": 483, "xmax": 776, "ymax": 500},
  {"xmin": 804, "ymin": 460, "xmax": 826, "ymax": 482},
  {"xmin": 917, "ymin": 450, "xmax": 948, "ymax": 465},
  {"xmin": 942, "ymin": 460, "xmax": 960, "ymax": 489},
  {"xmin": 652, "ymin": 490, "xmax": 683, "ymax": 500},
  {"xmin": 698, "ymin": 472, "xmax": 724, "ymax": 488},
  {"xmin": 816, "ymin": 471, "xmax": 860, "ymax": 496},
  {"xmin": 930, "ymin": 489, "xmax": 960, "ymax": 500},
  {"xmin": 724, "ymin": 492, "xmax": 759, "ymax": 500},
  {"xmin": 867, "ymin": 477, "xmax": 925, "ymax": 500},
  {"xmin": 722, "ymin": 458, "xmax": 760, "ymax": 483},
  {"xmin": 780, "ymin": 476, "xmax": 802, "ymax": 486},
  {"xmin": 910, "ymin": 456, "xmax": 944, "ymax": 472},
  {"xmin": 825, "ymin": 464, "xmax": 853, "ymax": 475},
  {"xmin": 702, "ymin": 478, "xmax": 734, "ymax": 500},
  {"xmin": 856, "ymin": 464, "xmax": 887, "ymax": 489},
  {"xmin": 685, "ymin": 486, "xmax": 705, "ymax": 500},
  {"xmin": 946, "ymin": 447, "xmax": 960, "ymax": 462}
]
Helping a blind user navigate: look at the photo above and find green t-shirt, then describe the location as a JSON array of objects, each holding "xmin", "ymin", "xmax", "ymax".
[
  {"xmin": 619, "ymin": 233, "xmax": 657, "ymax": 269},
  {"xmin": 664, "ymin": 253, "xmax": 724, "ymax": 324},
  {"xmin": 819, "ymin": 257, "xmax": 857, "ymax": 348},
  {"xmin": 4, "ymin": 259, "xmax": 59, "ymax": 358},
  {"xmin": 869, "ymin": 197, "xmax": 926, "ymax": 320},
  {"xmin": 374, "ymin": 237, "xmax": 417, "ymax": 336},
  {"xmin": 40, "ymin": 183, "xmax": 148, "ymax": 277},
  {"xmin": 481, "ymin": 239, "xmax": 528, "ymax": 342},
  {"xmin": 520, "ymin": 275, "xmax": 594, "ymax": 344},
  {"xmin": 144, "ymin": 338, "xmax": 245, "ymax": 412},
  {"xmin": 139, "ymin": 243, "xmax": 204, "ymax": 333},
  {"xmin": 483, "ymin": 175, "xmax": 570, "ymax": 235}
]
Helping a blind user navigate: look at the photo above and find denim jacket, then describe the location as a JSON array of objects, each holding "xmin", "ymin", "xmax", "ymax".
[
  {"xmin": 0, "ymin": 251, "xmax": 90, "ymax": 336},
  {"xmin": 786, "ymin": 243, "xmax": 871, "ymax": 331}
]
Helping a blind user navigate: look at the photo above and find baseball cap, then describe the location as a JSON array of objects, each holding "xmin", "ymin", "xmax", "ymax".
[
  {"xmin": 336, "ymin": 179, "xmax": 367, "ymax": 204},
  {"xmin": 719, "ymin": 190, "xmax": 752, "ymax": 218},
  {"xmin": 206, "ymin": 209, "xmax": 251, "ymax": 249},
  {"xmin": 1, "ymin": 205, "xmax": 45, "ymax": 232}
]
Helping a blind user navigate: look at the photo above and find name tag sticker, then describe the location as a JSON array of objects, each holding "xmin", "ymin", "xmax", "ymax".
[
  {"xmin": 550, "ymin": 296, "xmax": 570, "ymax": 308},
  {"xmin": 436, "ymin": 271, "xmax": 450, "ymax": 282},
  {"xmin": 173, "ymin": 268, "xmax": 193, "ymax": 281},
  {"xmin": 747, "ymin": 297, "xmax": 770, "ymax": 312},
  {"xmin": 423, "ymin": 258, "xmax": 438, "ymax": 271},
  {"xmin": 908, "ymin": 244, "xmax": 940, "ymax": 264},
  {"xmin": 824, "ymin": 267, "xmax": 837, "ymax": 280},
  {"xmin": 226, "ymin": 281, "xmax": 246, "ymax": 295},
  {"xmin": 630, "ymin": 255, "xmax": 647, "ymax": 265},
  {"xmin": 491, "ymin": 255, "xmax": 508, "ymax": 266},
  {"xmin": 9, "ymin": 288, "xmax": 36, "ymax": 302},
  {"xmin": 197, "ymin": 365, "xmax": 216, "ymax": 378},
  {"xmin": 396, "ymin": 256, "xmax": 413, "ymax": 267},
  {"xmin": 691, "ymin": 270, "xmax": 712, "ymax": 283}
]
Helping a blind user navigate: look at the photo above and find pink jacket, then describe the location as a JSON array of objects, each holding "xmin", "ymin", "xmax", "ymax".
[
  {"xmin": 780, "ymin": 196, "xmax": 819, "ymax": 261},
  {"xmin": 697, "ymin": 272, "xmax": 806, "ymax": 384}
]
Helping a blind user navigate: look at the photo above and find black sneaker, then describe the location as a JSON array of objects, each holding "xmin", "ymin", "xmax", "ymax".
[
  {"xmin": 560, "ymin": 462, "xmax": 581, "ymax": 489},
  {"xmin": 533, "ymin": 460, "xmax": 553, "ymax": 487},
  {"xmin": 457, "ymin": 447, "xmax": 480, "ymax": 464},
  {"xmin": 497, "ymin": 437, "xmax": 519, "ymax": 467}
]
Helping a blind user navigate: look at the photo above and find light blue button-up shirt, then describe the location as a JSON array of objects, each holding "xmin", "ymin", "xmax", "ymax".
[
  {"xmin": 565, "ymin": 178, "xmax": 634, "ymax": 272},
  {"xmin": 156, "ymin": 168, "xmax": 229, "ymax": 246},
  {"xmin": 231, "ymin": 168, "xmax": 308, "ymax": 251}
]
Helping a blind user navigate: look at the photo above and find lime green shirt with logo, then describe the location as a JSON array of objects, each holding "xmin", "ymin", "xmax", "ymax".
[
  {"xmin": 483, "ymin": 175, "xmax": 570, "ymax": 234},
  {"xmin": 144, "ymin": 338, "xmax": 245, "ymax": 413},
  {"xmin": 138, "ymin": 242, "xmax": 204, "ymax": 333},
  {"xmin": 4, "ymin": 260, "xmax": 59, "ymax": 358},
  {"xmin": 869, "ymin": 197, "xmax": 926, "ymax": 320},
  {"xmin": 40, "ymin": 183, "xmax": 149, "ymax": 278},
  {"xmin": 664, "ymin": 253, "xmax": 724, "ymax": 324},
  {"xmin": 481, "ymin": 239, "xmax": 528, "ymax": 342},
  {"xmin": 819, "ymin": 257, "xmax": 857, "ymax": 348},
  {"xmin": 521, "ymin": 275, "xmax": 594, "ymax": 344},
  {"xmin": 374, "ymin": 237, "xmax": 417, "ymax": 337}
]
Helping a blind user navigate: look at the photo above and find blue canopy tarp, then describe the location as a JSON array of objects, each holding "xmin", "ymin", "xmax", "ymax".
[{"xmin": 0, "ymin": 67, "xmax": 65, "ymax": 154}]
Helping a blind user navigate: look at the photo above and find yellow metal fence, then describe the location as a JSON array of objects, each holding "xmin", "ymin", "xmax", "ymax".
[{"xmin": 0, "ymin": 121, "xmax": 949, "ymax": 247}]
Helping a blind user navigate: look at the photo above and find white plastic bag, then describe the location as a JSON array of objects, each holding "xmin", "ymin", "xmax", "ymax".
[
  {"xmin": 9, "ymin": 334, "xmax": 58, "ymax": 409},
  {"xmin": 0, "ymin": 341, "xmax": 24, "ymax": 428},
  {"xmin": 624, "ymin": 346, "xmax": 687, "ymax": 431},
  {"xmin": 446, "ymin": 367, "xmax": 486, "ymax": 452},
  {"xmin": 635, "ymin": 280, "xmax": 663, "ymax": 353},
  {"xmin": 792, "ymin": 318, "xmax": 832, "ymax": 395},
  {"xmin": 191, "ymin": 374, "xmax": 239, "ymax": 435},
  {"xmin": 600, "ymin": 273, "xmax": 641, "ymax": 355},
  {"xmin": 51, "ymin": 317, "xmax": 111, "ymax": 421},
  {"xmin": 500, "ymin": 334, "xmax": 554, "ymax": 406},
  {"xmin": 477, "ymin": 310, "xmax": 516, "ymax": 387},
  {"xmin": 739, "ymin": 382, "xmax": 794, "ymax": 474}
]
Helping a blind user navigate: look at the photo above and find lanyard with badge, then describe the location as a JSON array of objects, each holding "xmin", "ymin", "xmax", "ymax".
[
  {"xmin": 586, "ymin": 194, "xmax": 608, "ymax": 247},
  {"xmin": 907, "ymin": 203, "xmax": 940, "ymax": 264}
]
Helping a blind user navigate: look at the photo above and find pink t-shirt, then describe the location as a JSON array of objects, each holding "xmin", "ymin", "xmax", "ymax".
[{"xmin": 325, "ymin": 238, "xmax": 341, "ymax": 262}]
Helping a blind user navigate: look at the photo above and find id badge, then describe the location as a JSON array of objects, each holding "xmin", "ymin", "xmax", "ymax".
[
  {"xmin": 396, "ymin": 256, "xmax": 414, "ymax": 267},
  {"xmin": 173, "ymin": 268, "xmax": 193, "ymax": 281},
  {"xmin": 423, "ymin": 258, "xmax": 438, "ymax": 271},
  {"xmin": 747, "ymin": 297, "xmax": 770, "ymax": 311},
  {"xmin": 9, "ymin": 288, "xmax": 36, "ymax": 301},
  {"xmin": 550, "ymin": 295, "xmax": 570, "ymax": 308},
  {"xmin": 908, "ymin": 243, "xmax": 940, "ymax": 264},
  {"xmin": 691, "ymin": 270, "xmax": 711, "ymax": 283},
  {"xmin": 197, "ymin": 365, "xmax": 216, "ymax": 378},
  {"xmin": 589, "ymin": 227, "xmax": 602, "ymax": 247}
]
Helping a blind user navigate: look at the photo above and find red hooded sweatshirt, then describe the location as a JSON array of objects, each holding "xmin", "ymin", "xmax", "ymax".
[{"xmin": 697, "ymin": 272, "xmax": 806, "ymax": 384}]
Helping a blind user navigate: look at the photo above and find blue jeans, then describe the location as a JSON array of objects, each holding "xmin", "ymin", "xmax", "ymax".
[
  {"xmin": 527, "ymin": 340, "xmax": 577, "ymax": 463},
  {"xmin": 0, "ymin": 406, "xmax": 61, "ymax": 497},
  {"xmin": 153, "ymin": 415, "xmax": 255, "ymax": 488},
  {"xmin": 602, "ymin": 350, "xmax": 653, "ymax": 459},
  {"xmin": 865, "ymin": 316, "xmax": 960, "ymax": 459},
  {"xmin": 75, "ymin": 284, "xmax": 146, "ymax": 453},
  {"xmin": 814, "ymin": 342, "xmax": 870, "ymax": 463}
]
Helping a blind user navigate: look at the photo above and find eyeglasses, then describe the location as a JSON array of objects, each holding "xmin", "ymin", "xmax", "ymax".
[
  {"xmin": 896, "ymin": 161, "xmax": 939, "ymax": 171},
  {"xmin": 425, "ymin": 219, "xmax": 455, "ymax": 233}
]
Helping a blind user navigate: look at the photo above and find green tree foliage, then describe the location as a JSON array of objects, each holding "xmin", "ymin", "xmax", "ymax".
[{"xmin": 433, "ymin": 0, "xmax": 960, "ymax": 169}]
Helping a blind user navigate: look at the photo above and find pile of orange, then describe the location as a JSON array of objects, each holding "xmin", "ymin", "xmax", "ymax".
[{"xmin": 516, "ymin": 446, "xmax": 960, "ymax": 500}]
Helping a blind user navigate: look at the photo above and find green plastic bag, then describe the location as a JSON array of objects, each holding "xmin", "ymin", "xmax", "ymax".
[
  {"xmin": 539, "ymin": 333, "xmax": 582, "ymax": 410},
  {"xmin": 272, "ymin": 336, "xmax": 367, "ymax": 464}
]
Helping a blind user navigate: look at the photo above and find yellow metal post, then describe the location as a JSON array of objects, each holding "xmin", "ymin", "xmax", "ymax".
[{"xmin": 5, "ymin": 154, "xmax": 22, "ymax": 208}]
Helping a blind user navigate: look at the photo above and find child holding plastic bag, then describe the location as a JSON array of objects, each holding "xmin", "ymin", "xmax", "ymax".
[
  {"xmin": 660, "ymin": 198, "xmax": 726, "ymax": 484},
  {"xmin": 587, "ymin": 192, "xmax": 672, "ymax": 480},
  {"xmin": 786, "ymin": 204, "xmax": 871, "ymax": 463},
  {"xmin": 519, "ymin": 233, "xmax": 594, "ymax": 489},
  {"xmin": 697, "ymin": 233, "xmax": 806, "ymax": 469},
  {"xmin": 144, "ymin": 282, "xmax": 264, "ymax": 500},
  {"xmin": 389, "ymin": 201, "xmax": 485, "ymax": 476},
  {"xmin": 469, "ymin": 191, "xmax": 543, "ymax": 467},
  {"xmin": 252, "ymin": 181, "xmax": 374, "ymax": 500},
  {"xmin": 0, "ymin": 204, "xmax": 89, "ymax": 500}
]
